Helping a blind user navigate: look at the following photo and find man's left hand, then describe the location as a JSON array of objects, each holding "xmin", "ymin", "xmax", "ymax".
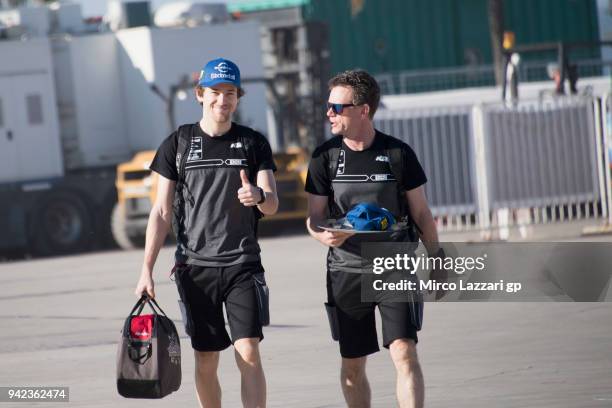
[{"xmin": 238, "ymin": 169, "xmax": 262, "ymax": 207}]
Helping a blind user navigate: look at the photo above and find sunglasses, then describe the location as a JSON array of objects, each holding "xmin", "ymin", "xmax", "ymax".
[{"xmin": 326, "ymin": 102, "xmax": 356, "ymax": 115}]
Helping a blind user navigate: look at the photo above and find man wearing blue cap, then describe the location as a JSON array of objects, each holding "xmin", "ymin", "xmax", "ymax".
[
  {"xmin": 305, "ymin": 70, "xmax": 441, "ymax": 408},
  {"xmin": 135, "ymin": 58, "xmax": 278, "ymax": 408}
]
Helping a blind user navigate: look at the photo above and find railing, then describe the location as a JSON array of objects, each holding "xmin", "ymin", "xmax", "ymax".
[
  {"xmin": 374, "ymin": 95, "xmax": 612, "ymax": 235},
  {"xmin": 377, "ymin": 60, "xmax": 612, "ymax": 96}
]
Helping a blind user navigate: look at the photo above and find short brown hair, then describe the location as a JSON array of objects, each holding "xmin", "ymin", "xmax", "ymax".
[
  {"xmin": 195, "ymin": 85, "xmax": 245, "ymax": 99},
  {"xmin": 328, "ymin": 70, "xmax": 380, "ymax": 119}
]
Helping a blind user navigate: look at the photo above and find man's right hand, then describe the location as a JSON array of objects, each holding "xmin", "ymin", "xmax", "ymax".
[
  {"xmin": 135, "ymin": 271, "xmax": 155, "ymax": 299},
  {"xmin": 318, "ymin": 230, "xmax": 355, "ymax": 248},
  {"xmin": 306, "ymin": 194, "xmax": 355, "ymax": 248}
]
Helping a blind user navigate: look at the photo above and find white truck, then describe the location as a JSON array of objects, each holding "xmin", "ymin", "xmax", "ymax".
[{"xmin": 0, "ymin": 4, "xmax": 269, "ymax": 256}]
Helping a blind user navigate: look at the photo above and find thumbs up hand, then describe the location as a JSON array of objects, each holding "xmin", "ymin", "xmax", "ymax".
[
  {"xmin": 237, "ymin": 169, "xmax": 263, "ymax": 207},
  {"xmin": 240, "ymin": 169, "xmax": 250, "ymax": 188}
]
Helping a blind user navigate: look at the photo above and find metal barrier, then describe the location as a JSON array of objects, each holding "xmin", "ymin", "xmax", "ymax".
[
  {"xmin": 477, "ymin": 97, "xmax": 608, "ymax": 236},
  {"xmin": 374, "ymin": 95, "xmax": 612, "ymax": 234},
  {"xmin": 602, "ymin": 94, "xmax": 612, "ymax": 225},
  {"xmin": 375, "ymin": 107, "xmax": 478, "ymax": 230},
  {"xmin": 484, "ymin": 99, "xmax": 599, "ymax": 207}
]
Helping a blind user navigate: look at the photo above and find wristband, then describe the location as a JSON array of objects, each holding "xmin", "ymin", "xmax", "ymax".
[{"xmin": 256, "ymin": 187, "xmax": 266, "ymax": 204}]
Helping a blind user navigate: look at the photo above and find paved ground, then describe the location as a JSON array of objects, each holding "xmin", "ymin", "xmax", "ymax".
[{"xmin": 0, "ymin": 232, "xmax": 611, "ymax": 407}]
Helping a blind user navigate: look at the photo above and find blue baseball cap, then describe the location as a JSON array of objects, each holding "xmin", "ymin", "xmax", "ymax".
[
  {"xmin": 346, "ymin": 203, "xmax": 396, "ymax": 231},
  {"xmin": 198, "ymin": 58, "xmax": 241, "ymax": 88}
]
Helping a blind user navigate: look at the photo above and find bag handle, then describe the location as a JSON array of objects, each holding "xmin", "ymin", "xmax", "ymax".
[
  {"xmin": 128, "ymin": 295, "xmax": 149, "ymax": 316},
  {"xmin": 147, "ymin": 297, "xmax": 168, "ymax": 317},
  {"xmin": 128, "ymin": 295, "xmax": 168, "ymax": 317}
]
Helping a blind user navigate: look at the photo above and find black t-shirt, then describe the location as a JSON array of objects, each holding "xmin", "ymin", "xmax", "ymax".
[
  {"xmin": 150, "ymin": 122, "xmax": 276, "ymax": 266},
  {"xmin": 305, "ymin": 130, "xmax": 427, "ymax": 273}
]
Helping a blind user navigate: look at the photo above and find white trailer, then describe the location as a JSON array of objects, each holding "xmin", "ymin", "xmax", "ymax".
[
  {"xmin": 0, "ymin": 38, "xmax": 63, "ymax": 183},
  {"xmin": 0, "ymin": 37, "xmax": 111, "ymax": 256}
]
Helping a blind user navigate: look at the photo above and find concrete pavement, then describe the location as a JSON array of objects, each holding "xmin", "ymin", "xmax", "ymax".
[{"xmin": 0, "ymin": 234, "xmax": 611, "ymax": 407}]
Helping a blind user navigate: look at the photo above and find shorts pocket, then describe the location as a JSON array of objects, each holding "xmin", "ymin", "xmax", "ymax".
[
  {"xmin": 324, "ymin": 303, "xmax": 340, "ymax": 341},
  {"xmin": 252, "ymin": 273, "xmax": 270, "ymax": 326},
  {"xmin": 177, "ymin": 299, "xmax": 194, "ymax": 337},
  {"xmin": 409, "ymin": 295, "xmax": 424, "ymax": 331},
  {"xmin": 174, "ymin": 265, "xmax": 194, "ymax": 336}
]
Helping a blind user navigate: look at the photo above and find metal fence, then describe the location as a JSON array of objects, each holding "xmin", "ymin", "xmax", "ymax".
[
  {"xmin": 484, "ymin": 100, "xmax": 599, "ymax": 208},
  {"xmin": 375, "ymin": 107, "xmax": 477, "ymax": 223},
  {"xmin": 375, "ymin": 95, "xmax": 612, "ymax": 234},
  {"xmin": 377, "ymin": 60, "xmax": 612, "ymax": 96},
  {"xmin": 377, "ymin": 65, "xmax": 497, "ymax": 95}
]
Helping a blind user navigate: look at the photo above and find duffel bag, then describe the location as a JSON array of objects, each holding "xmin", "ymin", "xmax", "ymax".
[{"xmin": 116, "ymin": 295, "xmax": 181, "ymax": 399}]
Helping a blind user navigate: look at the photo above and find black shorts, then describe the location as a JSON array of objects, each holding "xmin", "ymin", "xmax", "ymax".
[
  {"xmin": 174, "ymin": 261, "xmax": 266, "ymax": 352},
  {"xmin": 327, "ymin": 269, "xmax": 420, "ymax": 359}
]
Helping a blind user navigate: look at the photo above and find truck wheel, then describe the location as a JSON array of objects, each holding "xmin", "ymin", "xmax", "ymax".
[
  {"xmin": 111, "ymin": 203, "xmax": 146, "ymax": 250},
  {"xmin": 30, "ymin": 192, "xmax": 94, "ymax": 256}
]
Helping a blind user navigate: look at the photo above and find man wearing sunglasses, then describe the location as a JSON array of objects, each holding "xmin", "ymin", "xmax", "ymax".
[{"xmin": 305, "ymin": 70, "xmax": 440, "ymax": 408}]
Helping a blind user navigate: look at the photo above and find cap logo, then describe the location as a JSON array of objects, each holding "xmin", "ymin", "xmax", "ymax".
[
  {"xmin": 214, "ymin": 62, "xmax": 231, "ymax": 73},
  {"xmin": 210, "ymin": 62, "xmax": 236, "ymax": 80}
]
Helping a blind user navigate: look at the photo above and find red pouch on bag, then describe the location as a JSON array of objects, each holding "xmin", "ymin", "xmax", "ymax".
[{"xmin": 130, "ymin": 315, "xmax": 154, "ymax": 340}]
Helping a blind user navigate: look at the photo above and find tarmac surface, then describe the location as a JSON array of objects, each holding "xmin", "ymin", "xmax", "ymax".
[{"xmin": 0, "ymin": 232, "xmax": 611, "ymax": 407}]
